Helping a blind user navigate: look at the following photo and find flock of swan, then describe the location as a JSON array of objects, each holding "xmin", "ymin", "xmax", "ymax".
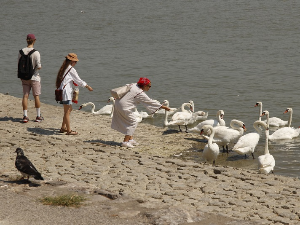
[{"xmin": 79, "ymin": 99, "xmax": 299, "ymax": 175}]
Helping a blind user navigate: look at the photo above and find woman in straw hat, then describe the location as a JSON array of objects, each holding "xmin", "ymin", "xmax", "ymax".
[
  {"xmin": 111, "ymin": 77, "xmax": 170, "ymax": 148},
  {"xmin": 56, "ymin": 53, "xmax": 93, "ymax": 135}
]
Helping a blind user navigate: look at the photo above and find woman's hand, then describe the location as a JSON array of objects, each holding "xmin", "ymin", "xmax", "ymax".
[
  {"xmin": 160, "ymin": 105, "xmax": 170, "ymax": 111},
  {"xmin": 86, "ymin": 85, "xmax": 93, "ymax": 91}
]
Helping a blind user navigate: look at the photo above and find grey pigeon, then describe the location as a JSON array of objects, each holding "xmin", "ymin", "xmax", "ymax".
[{"xmin": 15, "ymin": 148, "xmax": 44, "ymax": 180}]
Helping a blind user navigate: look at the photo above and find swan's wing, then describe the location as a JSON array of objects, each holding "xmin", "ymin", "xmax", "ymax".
[
  {"xmin": 233, "ymin": 133, "xmax": 260, "ymax": 150},
  {"xmin": 139, "ymin": 111, "xmax": 150, "ymax": 118},
  {"xmin": 202, "ymin": 143, "xmax": 219, "ymax": 162},
  {"xmin": 258, "ymin": 154, "xmax": 275, "ymax": 167},
  {"xmin": 268, "ymin": 117, "xmax": 288, "ymax": 127},
  {"xmin": 258, "ymin": 154, "xmax": 275, "ymax": 174},
  {"xmin": 97, "ymin": 105, "xmax": 113, "ymax": 114},
  {"xmin": 196, "ymin": 119, "xmax": 218, "ymax": 130},
  {"xmin": 213, "ymin": 127, "xmax": 242, "ymax": 144},
  {"xmin": 187, "ymin": 127, "xmax": 200, "ymax": 133},
  {"xmin": 171, "ymin": 111, "xmax": 192, "ymax": 121},
  {"xmin": 269, "ymin": 127, "xmax": 300, "ymax": 140},
  {"xmin": 189, "ymin": 119, "xmax": 218, "ymax": 133}
]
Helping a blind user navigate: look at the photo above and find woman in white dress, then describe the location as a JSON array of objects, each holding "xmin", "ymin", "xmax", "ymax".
[
  {"xmin": 56, "ymin": 53, "xmax": 93, "ymax": 135},
  {"xmin": 111, "ymin": 77, "xmax": 170, "ymax": 148}
]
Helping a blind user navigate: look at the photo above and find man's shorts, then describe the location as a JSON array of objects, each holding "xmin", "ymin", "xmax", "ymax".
[{"xmin": 22, "ymin": 80, "xmax": 41, "ymax": 96}]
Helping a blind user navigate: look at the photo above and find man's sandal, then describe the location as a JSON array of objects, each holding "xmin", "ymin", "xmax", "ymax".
[{"xmin": 66, "ymin": 130, "xmax": 78, "ymax": 135}]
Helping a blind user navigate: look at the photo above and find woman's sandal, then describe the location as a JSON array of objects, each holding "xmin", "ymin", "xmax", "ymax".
[
  {"xmin": 66, "ymin": 130, "xmax": 78, "ymax": 135},
  {"xmin": 59, "ymin": 128, "xmax": 67, "ymax": 133}
]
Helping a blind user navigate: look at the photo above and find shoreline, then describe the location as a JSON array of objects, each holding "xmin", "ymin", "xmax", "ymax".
[{"xmin": 1, "ymin": 93, "xmax": 300, "ymax": 225}]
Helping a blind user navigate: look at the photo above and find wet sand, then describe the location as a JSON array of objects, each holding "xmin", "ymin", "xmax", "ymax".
[{"xmin": 0, "ymin": 93, "xmax": 300, "ymax": 225}]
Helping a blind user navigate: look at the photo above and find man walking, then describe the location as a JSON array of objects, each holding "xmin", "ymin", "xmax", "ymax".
[{"xmin": 18, "ymin": 34, "xmax": 43, "ymax": 123}]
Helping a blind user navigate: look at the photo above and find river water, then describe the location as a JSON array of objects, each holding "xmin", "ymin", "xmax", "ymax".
[{"xmin": 1, "ymin": 0, "xmax": 300, "ymax": 178}]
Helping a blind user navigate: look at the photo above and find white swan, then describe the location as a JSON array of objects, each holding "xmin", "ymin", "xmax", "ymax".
[
  {"xmin": 200, "ymin": 125, "xmax": 219, "ymax": 165},
  {"xmin": 258, "ymin": 126, "xmax": 275, "ymax": 174},
  {"xmin": 205, "ymin": 119, "xmax": 246, "ymax": 153},
  {"xmin": 187, "ymin": 110, "xmax": 225, "ymax": 133},
  {"xmin": 133, "ymin": 108, "xmax": 143, "ymax": 123},
  {"xmin": 138, "ymin": 110, "xmax": 154, "ymax": 119},
  {"xmin": 155, "ymin": 100, "xmax": 177, "ymax": 115},
  {"xmin": 79, "ymin": 97, "xmax": 115, "ymax": 115},
  {"xmin": 163, "ymin": 101, "xmax": 193, "ymax": 132},
  {"xmin": 255, "ymin": 102, "xmax": 288, "ymax": 127},
  {"xmin": 261, "ymin": 109, "xmax": 300, "ymax": 140},
  {"xmin": 188, "ymin": 100, "xmax": 208, "ymax": 121},
  {"xmin": 233, "ymin": 120, "xmax": 267, "ymax": 159}
]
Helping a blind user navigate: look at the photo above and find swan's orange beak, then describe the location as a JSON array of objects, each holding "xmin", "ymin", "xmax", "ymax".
[
  {"xmin": 78, "ymin": 106, "xmax": 83, "ymax": 110},
  {"xmin": 200, "ymin": 129, "xmax": 204, "ymax": 135},
  {"xmin": 190, "ymin": 106, "xmax": 194, "ymax": 112},
  {"xmin": 220, "ymin": 114, "xmax": 224, "ymax": 119},
  {"xmin": 284, "ymin": 109, "xmax": 289, "ymax": 114},
  {"xmin": 243, "ymin": 124, "xmax": 246, "ymax": 131}
]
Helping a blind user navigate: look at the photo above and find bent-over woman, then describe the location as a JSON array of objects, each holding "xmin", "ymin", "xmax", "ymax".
[
  {"xmin": 55, "ymin": 53, "xmax": 93, "ymax": 135},
  {"xmin": 111, "ymin": 77, "xmax": 170, "ymax": 147}
]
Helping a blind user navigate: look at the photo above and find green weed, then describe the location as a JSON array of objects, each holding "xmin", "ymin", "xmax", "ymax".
[{"xmin": 40, "ymin": 194, "xmax": 86, "ymax": 207}]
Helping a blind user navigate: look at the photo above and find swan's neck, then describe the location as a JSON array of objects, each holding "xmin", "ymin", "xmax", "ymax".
[
  {"xmin": 288, "ymin": 110, "xmax": 292, "ymax": 127},
  {"xmin": 164, "ymin": 103, "xmax": 170, "ymax": 126},
  {"xmin": 265, "ymin": 113, "xmax": 269, "ymax": 128},
  {"xmin": 110, "ymin": 99, "xmax": 115, "ymax": 118},
  {"xmin": 218, "ymin": 115, "xmax": 225, "ymax": 126},
  {"xmin": 230, "ymin": 120, "xmax": 244, "ymax": 135},
  {"xmin": 253, "ymin": 122, "xmax": 262, "ymax": 135},
  {"xmin": 90, "ymin": 103, "xmax": 96, "ymax": 114},
  {"xmin": 264, "ymin": 129, "xmax": 270, "ymax": 154},
  {"xmin": 259, "ymin": 103, "xmax": 262, "ymax": 121},
  {"xmin": 181, "ymin": 103, "xmax": 191, "ymax": 112},
  {"xmin": 208, "ymin": 127, "xmax": 215, "ymax": 146}
]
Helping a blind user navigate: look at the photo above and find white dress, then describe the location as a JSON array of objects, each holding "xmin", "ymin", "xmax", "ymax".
[
  {"xmin": 111, "ymin": 84, "xmax": 162, "ymax": 135},
  {"xmin": 59, "ymin": 65, "xmax": 87, "ymax": 101}
]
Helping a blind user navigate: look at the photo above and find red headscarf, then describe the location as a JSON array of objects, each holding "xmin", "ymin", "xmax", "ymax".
[{"xmin": 137, "ymin": 77, "xmax": 150, "ymax": 86}]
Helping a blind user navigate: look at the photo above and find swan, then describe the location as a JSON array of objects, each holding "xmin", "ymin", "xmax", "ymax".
[
  {"xmin": 138, "ymin": 110, "xmax": 154, "ymax": 119},
  {"xmin": 155, "ymin": 100, "xmax": 178, "ymax": 115},
  {"xmin": 255, "ymin": 102, "xmax": 263, "ymax": 121},
  {"xmin": 163, "ymin": 101, "xmax": 193, "ymax": 132},
  {"xmin": 261, "ymin": 109, "xmax": 300, "ymax": 140},
  {"xmin": 200, "ymin": 125, "xmax": 219, "ymax": 165},
  {"xmin": 233, "ymin": 120, "xmax": 267, "ymax": 159},
  {"xmin": 187, "ymin": 110, "xmax": 225, "ymax": 133},
  {"xmin": 258, "ymin": 126, "xmax": 275, "ymax": 174},
  {"xmin": 133, "ymin": 108, "xmax": 143, "ymax": 123},
  {"xmin": 255, "ymin": 102, "xmax": 288, "ymax": 127},
  {"xmin": 188, "ymin": 100, "xmax": 208, "ymax": 121},
  {"xmin": 194, "ymin": 111, "xmax": 209, "ymax": 121},
  {"xmin": 79, "ymin": 97, "xmax": 115, "ymax": 115},
  {"xmin": 204, "ymin": 119, "xmax": 246, "ymax": 153}
]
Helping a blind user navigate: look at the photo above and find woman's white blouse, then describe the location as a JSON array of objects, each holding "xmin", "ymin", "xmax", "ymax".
[{"xmin": 59, "ymin": 65, "xmax": 87, "ymax": 101}]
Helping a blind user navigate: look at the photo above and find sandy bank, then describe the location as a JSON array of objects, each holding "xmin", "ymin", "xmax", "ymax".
[{"xmin": 0, "ymin": 93, "xmax": 300, "ymax": 225}]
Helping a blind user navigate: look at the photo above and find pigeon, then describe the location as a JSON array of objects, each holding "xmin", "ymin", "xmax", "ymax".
[{"xmin": 15, "ymin": 148, "xmax": 44, "ymax": 180}]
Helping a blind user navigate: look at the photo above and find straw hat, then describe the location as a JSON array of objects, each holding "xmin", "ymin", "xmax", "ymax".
[{"xmin": 65, "ymin": 53, "xmax": 79, "ymax": 62}]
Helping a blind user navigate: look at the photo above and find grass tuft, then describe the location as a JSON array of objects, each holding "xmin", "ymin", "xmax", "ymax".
[{"xmin": 40, "ymin": 194, "xmax": 86, "ymax": 207}]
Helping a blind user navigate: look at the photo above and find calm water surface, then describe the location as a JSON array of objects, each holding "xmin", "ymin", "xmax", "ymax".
[{"xmin": 1, "ymin": 0, "xmax": 300, "ymax": 178}]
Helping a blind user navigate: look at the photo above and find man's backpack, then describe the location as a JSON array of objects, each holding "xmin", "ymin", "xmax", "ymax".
[{"xmin": 18, "ymin": 49, "xmax": 36, "ymax": 80}]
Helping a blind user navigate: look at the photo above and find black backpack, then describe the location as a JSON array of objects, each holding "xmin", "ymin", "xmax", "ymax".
[{"xmin": 18, "ymin": 49, "xmax": 36, "ymax": 80}]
